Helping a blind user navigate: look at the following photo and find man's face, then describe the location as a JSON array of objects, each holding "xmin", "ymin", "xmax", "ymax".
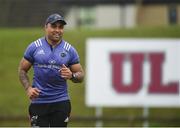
[{"xmin": 45, "ymin": 21, "xmax": 64, "ymax": 43}]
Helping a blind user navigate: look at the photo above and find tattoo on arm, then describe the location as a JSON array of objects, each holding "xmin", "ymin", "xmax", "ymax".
[{"xmin": 19, "ymin": 69, "xmax": 31, "ymax": 91}]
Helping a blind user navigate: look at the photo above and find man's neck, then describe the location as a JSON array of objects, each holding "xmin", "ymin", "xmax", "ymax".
[{"xmin": 46, "ymin": 37, "xmax": 61, "ymax": 47}]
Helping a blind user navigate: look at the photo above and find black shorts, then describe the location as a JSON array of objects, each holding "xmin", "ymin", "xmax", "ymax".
[{"xmin": 29, "ymin": 100, "xmax": 71, "ymax": 127}]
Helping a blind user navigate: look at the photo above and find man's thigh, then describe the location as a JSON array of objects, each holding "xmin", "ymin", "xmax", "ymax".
[
  {"xmin": 49, "ymin": 111, "xmax": 68, "ymax": 127},
  {"xmin": 29, "ymin": 103, "xmax": 49, "ymax": 127},
  {"xmin": 49, "ymin": 100, "xmax": 71, "ymax": 127}
]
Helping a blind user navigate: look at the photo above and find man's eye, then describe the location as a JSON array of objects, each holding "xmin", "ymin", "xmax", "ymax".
[
  {"xmin": 51, "ymin": 25, "xmax": 56, "ymax": 28},
  {"xmin": 59, "ymin": 26, "xmax": 63, "ymax": 29}
]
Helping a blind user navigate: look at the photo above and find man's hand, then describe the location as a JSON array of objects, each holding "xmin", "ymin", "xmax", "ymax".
[
  {"xmin": 59, "ymin": 64, "xmax": 72, "ymax": 80},
  {"xmin": 26, "ymin": 87, "xmax": 41, "ymax": 100}
]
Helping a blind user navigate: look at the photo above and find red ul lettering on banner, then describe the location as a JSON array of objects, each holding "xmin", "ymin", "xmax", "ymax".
[{"xmin": 110, "ymin": 53, "xmax": 179, "ymax": 94}]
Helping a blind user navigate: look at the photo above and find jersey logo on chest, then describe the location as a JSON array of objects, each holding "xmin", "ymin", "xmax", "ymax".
[
  {"xmin": 48, "ymin": 59, "xmax": 56, "ymax": 64},
  {"xmin": 60, "ymin": 52, "xmax": 66, "ymax": 57},
  {"xmin": 37, "ymin": 49, "xmax": 45, "ymax": 55}
]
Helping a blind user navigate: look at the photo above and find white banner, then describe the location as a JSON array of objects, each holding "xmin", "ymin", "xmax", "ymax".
[{"xmin": 86, "ymin": 38, "xmax": 180, "ymax": 107}]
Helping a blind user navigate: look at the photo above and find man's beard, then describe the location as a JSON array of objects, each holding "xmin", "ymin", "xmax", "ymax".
[{"xmin": 49, "ymin": 34, "xmax": 62, "ymax": 43}]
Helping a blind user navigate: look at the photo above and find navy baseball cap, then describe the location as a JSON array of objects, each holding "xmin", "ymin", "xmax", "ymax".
[{"xmin": 45, "ymin": 13, "xmax": 67, "ymax": 25}]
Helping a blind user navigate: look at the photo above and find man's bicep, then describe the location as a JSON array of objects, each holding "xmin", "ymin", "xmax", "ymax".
[{"xmin": 19, "ymin": 58, "xmax": 32, "ymax": 72}]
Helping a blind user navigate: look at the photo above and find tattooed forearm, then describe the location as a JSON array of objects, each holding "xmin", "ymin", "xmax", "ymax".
[{"xmin": 19, "ymin": 69, "xmax": 31, "ymax": 90}]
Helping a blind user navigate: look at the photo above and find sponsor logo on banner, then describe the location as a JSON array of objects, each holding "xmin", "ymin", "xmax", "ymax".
[{"xmin": 110, "ymin": 52, "xmax": 178, "ymax": 94}]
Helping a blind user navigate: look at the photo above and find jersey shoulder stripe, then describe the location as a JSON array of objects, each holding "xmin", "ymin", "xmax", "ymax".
[
  {"xmin": 34, "ymin": 39, "xmax": 42, "ymax": 47},
  {"xmin": 63, "ymin": 41, "xmax": 71, "ymax": 51}
]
